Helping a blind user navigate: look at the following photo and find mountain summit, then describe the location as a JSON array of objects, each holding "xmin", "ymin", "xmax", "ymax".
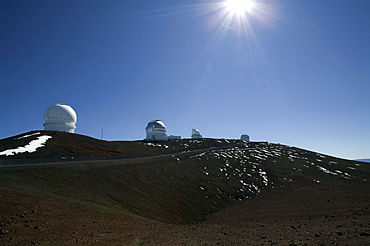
[{"xmin": 0, "ymin": 131, "xmax": 369, "ymax": 245}]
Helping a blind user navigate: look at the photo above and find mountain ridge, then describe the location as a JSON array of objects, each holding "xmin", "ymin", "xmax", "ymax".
[{"xmin": 0, "ymin": 131, "xmax": 369, "ymax": 245}]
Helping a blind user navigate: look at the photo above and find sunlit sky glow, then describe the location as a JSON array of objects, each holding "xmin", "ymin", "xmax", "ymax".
[
  {"xmin": 224, "ymin": 0, "xmax": 254, "ymax": 16},
  {"xmin": 1, "ymin": 0, "xmax": 369, "ymax": 160}
]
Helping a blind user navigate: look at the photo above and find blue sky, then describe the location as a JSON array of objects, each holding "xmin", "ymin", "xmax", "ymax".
[{"xmin": 1, "ymin": 0, "xmax": 369, "ymax": 159}]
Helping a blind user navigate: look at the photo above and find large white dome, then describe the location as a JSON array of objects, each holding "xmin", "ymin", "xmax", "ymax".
[
  {"xmin": 145, "ymin": 120, "xmax": 168, "ymax": 140},
  {"xmin": 145, "ymin": 120, "xmax": 166, "ymax": 133},
  {"xmin": 43, "ymin": 103, "xmax": 77, "ymax": 133}
]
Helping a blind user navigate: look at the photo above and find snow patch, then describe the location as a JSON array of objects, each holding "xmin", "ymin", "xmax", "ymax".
[
  {"xmin": 16, "ymin": 132, "xmax": 40, "ymax": 139},
  {"xmin": 316, "ymin": 165, "xmax": 337, "ymax": 176},
  {"xmin": 0, "ymin": 135, "xmax": 52, "ymax": 156}
]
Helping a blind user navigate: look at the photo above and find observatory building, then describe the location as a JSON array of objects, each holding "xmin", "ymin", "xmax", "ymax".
[
  {"xmin": 191, "ymin": 129, "xmax": 202, "ymax": 139},
  {"xmin": 241, "ymin": 134, "xmax": 250, "ymax": 142},
  {"xmin": 43, "ymin": 103, "xmax": 77, "ymax": 133},
  {"xmin": 145, "ymin": 120, "xmax": 168, "ymax": 141}
]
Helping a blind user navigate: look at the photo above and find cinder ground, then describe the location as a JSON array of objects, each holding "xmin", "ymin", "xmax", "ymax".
[
  {"xmin": 1, "ymin": 181, "xmax": 369, "ymax": 246},
  {"xmin": 0, "ymin": 132, "xmax": 369, "ymax": 245}
]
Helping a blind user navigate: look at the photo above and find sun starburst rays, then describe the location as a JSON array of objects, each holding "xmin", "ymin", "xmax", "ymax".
[
  {"xmin": 137, "ymin": 0, "xmax": 281, "ymax": 89},
  {"xmin": 224, "ymin": 0, "xmax": 255, "ymax": 17}
]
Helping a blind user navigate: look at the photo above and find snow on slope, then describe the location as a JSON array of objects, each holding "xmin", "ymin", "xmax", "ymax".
[
  {"xmin": 15, "ymin": 132, "xmax": 41, "ymax": 139},
  {"xmin": 0, "ymin": 135, "xmax": 52, "ymax": 156},
  {"xmin": 182, "ymin": 142, "xmax": 368, "ymax": 201}
]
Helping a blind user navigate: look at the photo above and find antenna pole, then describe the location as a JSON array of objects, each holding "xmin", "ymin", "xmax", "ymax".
[{"xmin": 101, "ymin": 129, "xmax": 103, "ymax": 140}]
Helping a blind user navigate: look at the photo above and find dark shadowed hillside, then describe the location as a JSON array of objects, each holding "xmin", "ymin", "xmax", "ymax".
[{"xmin": 0, "ymin": 131, "xmax": 369, "ymax": 245}]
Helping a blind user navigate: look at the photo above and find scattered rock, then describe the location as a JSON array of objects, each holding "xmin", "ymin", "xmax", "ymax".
[
  {"xmin": 360, "ymin": 232, "xmax": 369, "ymax": 237},
  {"xmin": 0, "ymin": 229, "xmax": 9, "ymax": 235}
]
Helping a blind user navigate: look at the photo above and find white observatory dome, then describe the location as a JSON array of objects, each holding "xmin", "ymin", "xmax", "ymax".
[
  {"xmin": 191, "ymin": 129, "xmax": 202, "ymax": 139},
  {"xmin": 43, "ymin": 103, "xmax": 77, "ymax": 133},
  {"xmin": 241, "ymin": 134, "xmax": 250, "ymax": 142},
  {"xmin": 145, "ymin": 120, "xmax": 168, "ymax": 141}
]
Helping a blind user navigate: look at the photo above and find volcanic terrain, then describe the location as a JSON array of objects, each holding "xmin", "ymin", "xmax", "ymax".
[{"xmin": 0, "ymin": 131, "xmax": 369, "ymax": 245}]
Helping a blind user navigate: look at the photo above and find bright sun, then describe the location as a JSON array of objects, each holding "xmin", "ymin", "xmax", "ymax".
[{"xmin": 224, "ymin": 0, "xmax": 255, "ymax": 16}]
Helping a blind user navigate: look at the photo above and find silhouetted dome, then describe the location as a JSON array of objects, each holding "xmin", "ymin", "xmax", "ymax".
[{"xmin": 241, "ymin": 134, "xmax": 250, "ymax": 142}]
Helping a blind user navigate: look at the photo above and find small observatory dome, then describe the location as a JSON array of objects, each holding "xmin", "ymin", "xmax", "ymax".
[
  {"xmin": 43, "ymin": 103, "xmax": 77, "ymax": 133},
  {"xmin": 241, "ymin": 134, "xmax": 250, "ymax": 142},
  {"xmin": 191, "ymin": 129, "xmax": 202, "ymax": 139},
  {"xmin": 145, "ymin": 120, "xmax": 168, "ymax": 141}
]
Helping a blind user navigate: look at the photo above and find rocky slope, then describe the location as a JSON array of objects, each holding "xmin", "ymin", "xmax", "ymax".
[{"xmin": 0, "ymin": 131, "xmax": 369, "ymax": 245}]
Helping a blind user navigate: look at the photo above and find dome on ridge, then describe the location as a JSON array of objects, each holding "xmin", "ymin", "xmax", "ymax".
[
  {"xmin": 191, "ymin": 129, "xmax": 202, "ymax": 139},
  {"xmin": 145, "ymin": 120, "xmax": 166, "ymax": 133},
  {"xmin": 145, "ymin": 120, "xmax": 168, "ymax": 141},
  {"xmin": 241, "ymin": 134, "xmax": 250, "ymax": 142},
  {"xmin": 43, "ymin": 103, "xmax": 77, "ymax": 133}
]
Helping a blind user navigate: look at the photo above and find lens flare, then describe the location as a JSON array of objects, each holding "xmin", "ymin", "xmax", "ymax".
[
  {"xmin": 138, "ymin": 0, "xmax": 284, "ymax": 85},
  {"xmin": 224, "ymin": 0, "xmax": 254, "ymax": 16}
]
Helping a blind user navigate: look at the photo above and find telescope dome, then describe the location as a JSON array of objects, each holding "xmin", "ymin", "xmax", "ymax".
[
  {"xmin": 191, "ymin": 129, "xmax": 202, "ymax": 139},
  {"xmin": 241, "ymin": 134, "xmax": 250, "ymax": 142},
  {"xmin": 145, "ymin": 120, "xmax": 168, "ymax": 141},
  {"xmin": 43, "ymin": 103, "xmax": 77, "ymax": 133}
]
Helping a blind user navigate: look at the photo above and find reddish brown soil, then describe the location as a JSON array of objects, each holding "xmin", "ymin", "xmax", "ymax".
[
  {"xmin": 0, "ymin": 132, "xmax": 369, "ymax": 245},
  {"xmin": 1, "ymin": 180, "xmax": 369, "ymax": 246}
]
